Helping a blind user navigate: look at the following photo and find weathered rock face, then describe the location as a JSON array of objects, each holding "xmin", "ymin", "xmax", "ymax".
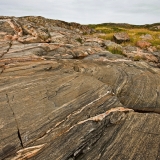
[
  {"xmin": 0, "ymin": 16, "xmax": 106, "ymax": 60},
  {"xmin": 0, "ymin": 16, "xmax": 160, "ymax": 160},
  {"xmin": 123, "ymin": 46, "xmax": 159, "ymax": 62}
]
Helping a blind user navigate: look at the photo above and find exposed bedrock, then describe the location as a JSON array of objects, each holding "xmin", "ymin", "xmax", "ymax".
[
  {"xmin": 0, "ymin": 16, "xmax": 160, "ymax": 159},
  {"xmin": 72, "ymin": 60, "xmax": 160, "ymax": 113}
]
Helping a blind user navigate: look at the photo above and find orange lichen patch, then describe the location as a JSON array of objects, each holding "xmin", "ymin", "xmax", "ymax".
[
  {"xmin": 12, "ymin": 144, "xmax": 46, "ymax": 160},
  {"xmin": 78, "ymin": 107, "xmax": 133, "ymax": 124}
]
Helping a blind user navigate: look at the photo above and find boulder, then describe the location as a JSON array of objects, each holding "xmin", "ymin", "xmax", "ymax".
[
  {"xmin": 140, "ymin": 34, "xmax": 153, "ymax": 40},
  {"xmin": 113, "ymin": 32, "xmax": 130, "ymax": 43},
  {"xmin": 104, "ymin": 40, "xmax": 122, "ymax": 48},
  {"xmin": 136, "ymin": 40, "xmax": 151, "ymax": 49},
  {"xmin": 102, "ymin": 40, "xmax": 124, "ymax": 56}
]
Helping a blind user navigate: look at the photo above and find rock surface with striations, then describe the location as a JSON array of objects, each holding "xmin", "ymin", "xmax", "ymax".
[{"xmin": 0, "ymin": 16, "xmax": 160, "ymax": 160}]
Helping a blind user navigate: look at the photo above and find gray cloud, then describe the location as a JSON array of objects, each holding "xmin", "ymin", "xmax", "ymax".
[{"xmin": 0, "ymin": 0, "xmax": 159, "ymax": 24}]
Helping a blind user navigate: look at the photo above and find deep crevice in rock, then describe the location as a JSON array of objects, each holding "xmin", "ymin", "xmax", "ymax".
[
  {"xmin": 17, "ymin": 129, "xmax": 24, "ymax": 148},
  {"xmin": 0, "ymin": 41, "xmax": 12, "ymax": 59},
  {"xmin": 7, "ymin": 41, "xmax": 12, "ymax": 53},
  {"xmin": 134, "ymin": 109, "xmax": 160, "ymax": 114}
]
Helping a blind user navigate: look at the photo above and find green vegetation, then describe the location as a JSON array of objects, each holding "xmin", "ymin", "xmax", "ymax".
[
  {"xmin": 88, "ymin": 23, "xmax": 160, "ymax": 49},
  {"xmin": 133, "ymin": 55, "xmax": 146, "ymax": 61},
  {"xmin": 76, "ymin": 38, "xmax": 83, "ymax": 44},
  {"xmin": 89, "ymin": 23, "xmax": 160, "ymax": 31},
  {"xmin": 107, "ymin": 47, "xmax": 124, "ymax": 55},
  {"xmin": 150, "ymin": 39, "xmax": 160, "ymax": 46}
]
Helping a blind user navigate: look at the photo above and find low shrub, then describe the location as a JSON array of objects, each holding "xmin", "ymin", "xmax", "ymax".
[
  {"xmin": 76, "ymin": 38, "xmax": 83, "ymax": 44},
  {"xmin": 107, "ymin": 46, "xmax": 124, "ymax": 56}
]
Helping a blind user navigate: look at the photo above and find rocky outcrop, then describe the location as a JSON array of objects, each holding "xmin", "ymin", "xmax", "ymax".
[
  {"xmin": 0, "ymin": 16, "xmax": 160, "ymax": 160},
  {"xmin": 123, "ymin": 46, "xmax": 158, "ymax": 62},
  {"xmin": 0, "ymin": 16, "xmax": 105, "ymax": 60}
]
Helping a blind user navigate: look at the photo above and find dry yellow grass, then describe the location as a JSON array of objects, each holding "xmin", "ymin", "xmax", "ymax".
[{"xmin": 94, "ymin": 26, "xmax": 160, "ymax": 48}]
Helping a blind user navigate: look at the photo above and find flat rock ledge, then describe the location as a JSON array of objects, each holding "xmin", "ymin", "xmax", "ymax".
[{"xmin": 0, "ymin": 16, "xmax": 160, "ymax": 160}]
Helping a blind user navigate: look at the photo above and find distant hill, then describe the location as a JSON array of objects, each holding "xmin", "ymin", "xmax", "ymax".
[{"xmin": 89, "ymin": 22, "xmax": 160, "ymax": 31}]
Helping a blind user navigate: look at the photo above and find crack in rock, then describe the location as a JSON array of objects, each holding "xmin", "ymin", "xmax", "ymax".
[{"xmin": 6, "ymin": 94, "xmax": 24, "ymax": 148}]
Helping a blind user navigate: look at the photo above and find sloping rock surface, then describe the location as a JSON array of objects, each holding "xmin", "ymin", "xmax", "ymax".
[{"xmin": 0, "ymin": 16, "xmax": 160, "ymax": 160}]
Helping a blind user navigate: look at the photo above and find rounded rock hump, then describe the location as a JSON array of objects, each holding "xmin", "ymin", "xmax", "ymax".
[{"xmin": 0, "ymin": 16, "xmax": 160, "ymax": 160}]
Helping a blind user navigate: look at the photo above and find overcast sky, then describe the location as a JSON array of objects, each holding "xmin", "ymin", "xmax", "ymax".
[{"xmin": 0, "ymin": 0, "xmax": 159, "ymax": 25}]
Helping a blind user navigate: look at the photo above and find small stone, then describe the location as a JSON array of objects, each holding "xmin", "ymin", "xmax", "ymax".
[{"xmin": 44, "ymin": 66, "xmax": 52, "ymax": 71}]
